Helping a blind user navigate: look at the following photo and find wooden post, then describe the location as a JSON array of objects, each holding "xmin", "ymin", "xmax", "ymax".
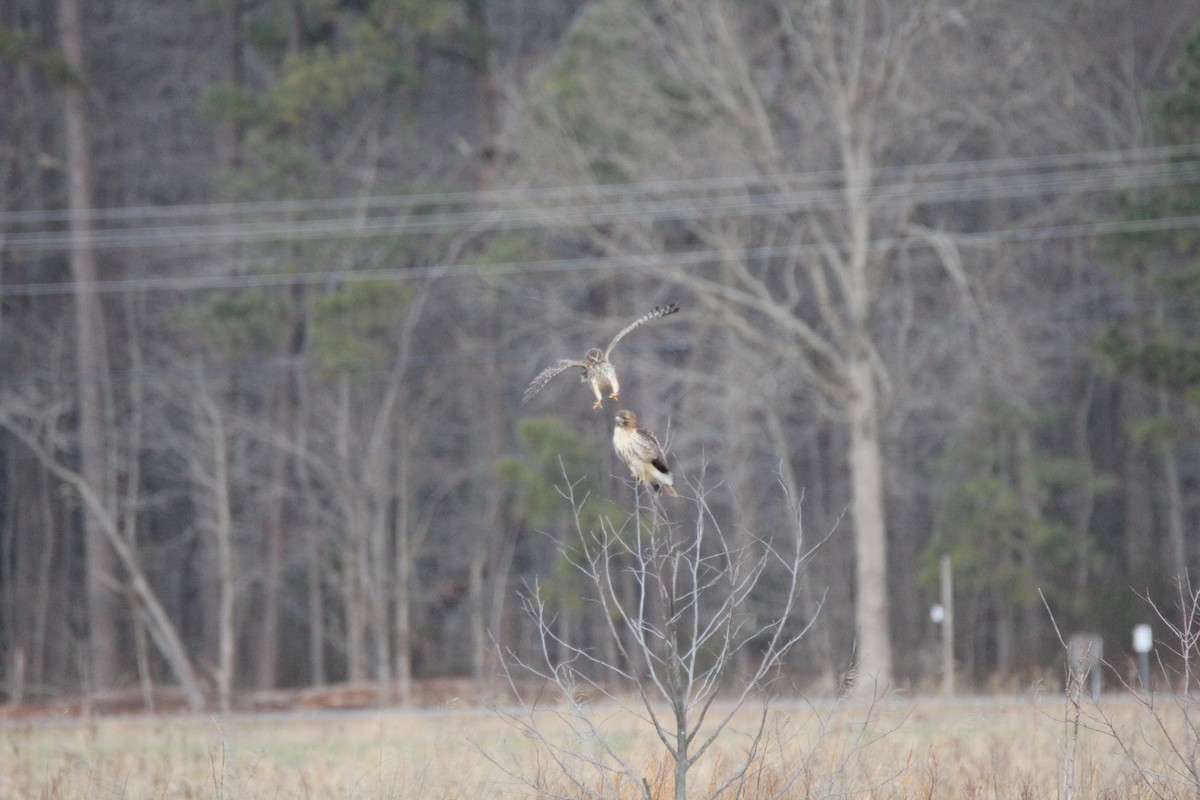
[
  {"xmin": 11, "ymin": 648, "xmax": 24, "ymax": 706},
  {"xmin": 940, "ymin": 555, "xmax": 954, "ymax": 696}
]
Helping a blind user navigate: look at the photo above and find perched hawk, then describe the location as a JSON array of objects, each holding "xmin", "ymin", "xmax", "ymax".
[
  {"xmin": 522, "ymin": 303, "xmax": 680, "ymax": 409},
  {"xmin": 612, "ymin": 409, "xmax": 677, "ymax": 496}
]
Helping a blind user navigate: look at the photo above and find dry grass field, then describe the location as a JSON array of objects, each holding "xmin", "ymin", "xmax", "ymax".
[{"xmin": 0, "ymin": 692, "xmax": 1194, "ymax": 799}]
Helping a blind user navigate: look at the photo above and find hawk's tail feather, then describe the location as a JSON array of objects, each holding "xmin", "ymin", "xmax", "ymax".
[
  {"xmin": 604, "ymin": 302, "xmax": 682, "ymax": 358},
  {"xmin": 651, "ymin": 475, "xmax": 678, "ymax": 496},
  {"xmin": 642, "ymin": 302, "xmax": 680, "ymax": 324}
]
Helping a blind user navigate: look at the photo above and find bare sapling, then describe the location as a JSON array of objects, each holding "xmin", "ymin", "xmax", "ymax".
[
  {"xmin": 1045, "ymin": 578, "xmax": 1200, "ymax": 799},
  {"xmin": 491, "ymin": 472, "xmax": 838, "ymax": 800},
  {"xmin": 1041, "ymin": 589, "xmax": 1085, "ymax": 800}
]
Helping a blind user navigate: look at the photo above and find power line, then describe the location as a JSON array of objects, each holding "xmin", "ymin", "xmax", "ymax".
[
  {"xmin": 4, "ymin": 145, "xmax": 1200, "ymax": 250},
  {"xmin": 4, "ymin": 142, "xmax": 1199, "ymax": 226},
  {"xmin": 2, "ymin": 211, "xmax": 1197, "ymax": 297},
  {"xmin": 0, "ymin": 285, "xmax": 1184, "ymax": 384}
]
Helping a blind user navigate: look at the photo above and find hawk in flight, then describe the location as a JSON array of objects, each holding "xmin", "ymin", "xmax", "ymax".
[
  {"xmin": 522, "ymin": 303, "xmax": 680, "ymax": 409},
  {"xmin": 612, "ymin": 409, "xmax": 677, "ymax": 496}
]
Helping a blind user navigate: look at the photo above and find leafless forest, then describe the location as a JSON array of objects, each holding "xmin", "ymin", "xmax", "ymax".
[{"xmin": 2, "ymin": 0, "xmax": 1200, "ymax": 712}]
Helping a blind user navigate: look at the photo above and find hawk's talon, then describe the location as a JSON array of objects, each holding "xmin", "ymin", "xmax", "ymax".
[
  {"xmin": 592, "ymin": 399, "xmax": 604, "ymax": 409},
  {"xmin": 609, "ymin": 393, "xmax": 620, "ymax": 400}
]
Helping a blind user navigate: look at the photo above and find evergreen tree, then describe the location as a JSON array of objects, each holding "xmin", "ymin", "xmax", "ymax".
[
  {"xmin": 921, "ymin": 400, "xmax": 1105, "ymax": 681},
  {"xmin": 1097, "ymin": 27, "xmax": 1200, "ymax": 400},
  {"xmin": 1096, "ymin": 25, "xmax": 1200, "ymax": 582}
]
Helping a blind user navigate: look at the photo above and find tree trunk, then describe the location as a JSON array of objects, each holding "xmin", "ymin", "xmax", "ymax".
[
  {"xmin": 371, "ymin": 509, "xmax": 392, "ymax": 704},
  {"xmin": 294, "ymin": 368, "xmax": 326, "ymax": 685},
  {"xmin": 218, "ymin": 0, "xmax": 245, "ymax": 171},
  {"xmin": 1014, "ymin": 426, "xmax": 1042, "ymax": 676},
  {"xmin": 393, "ymin": 446, "xmax": 413, "ymax": 707},
  {"xmin": 842, "ymin": 104, "xmax": 889, "ymax": 687},
  {"xmin": 0, "ymin": 416, "xmax": 207, "ymax": 709},
  {"xmin": 335, "ymin": 376, "xmax": 367, "ymax": 682},
  {"xmin": 847, "ymin": 350, "xmax": 893, "ymax": 689},
  {"xmin": 468, "ymin": 548, "xmax": 486, "ymax": 680},
  {"xmin": 470, "ymin": 293, "xmax": 508, "ymax": 683},
  {"xmin": 257, "ymin": 296, "xmax": 302, "ymax": 689},
  {"xmin": 486, "ymin": 525, "xmax": 517, "ymax": 681},
  {"xmin": 59, "ymin": 0, "xmax": 121, "ymax": 692},
  {"xmin": 200, "ymin": 383, "xmax": 236, "ymax": 713},
  {"xmin": 996, "ymin": 600, "xmax": 1013, "ymax": 677},
  {"xmin": 1157, "ymin": 388, "xmax": 1188, "ymax": 581},
  {"xmin": 257, "ymin": 378, "xmax": 288, "ymax": 689},
  {"xmin": 120, "ymin": 295, "xmax": 154, "ymax": 710}
]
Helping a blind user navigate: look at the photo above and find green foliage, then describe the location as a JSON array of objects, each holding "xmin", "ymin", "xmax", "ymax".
[
  {"xmin": 182, "ymin": 289, "xmax": 291, "ymax": 356},
  {"xmin": 0, "ymin": 26, "xmax": 32, "ymax": 63},
  {"xmin": 265, "ymin": 44, "xmax": 391, "ymax": 132},
  {"xmin": 498, "ymin": 418, "xmax": 621, "ymax": 615},
  {"xmin": 201, "ymin": 85, "xmax": 261, "ymax": 129},
  {"xmin": 384, "ymin": 0, "xmax": 462, "ymax": 38},
  {"xmin": 234, "ymin": 138, "xmax": 320, "ymax": 200},
  {"xmin": 498, "ymin": 418, "xmax": 612, "ymax": 528},
  {"xmin": 522, "ymin": 0, "xmax": 711, "ymax": 183},
  {"xmin": 1094, "ymin": 25, "xmax": 1200, "ymax": 426},
  {"xmin": 461, "ymin": 233, "xmax": 545, "ymax": 296},
  {"xmin": 203, "ymin": 0, "xmax": 446, "ymax": 199},
  {"xmin": 925, "ymin": 474, "xmax": 1075, "ymax": 611},
  {"xmin": 0, "ymin": 24, "xmax": 81, "ymax": 86},
  {"xmin": 244, "ymin": 13, "xmax": 291, "ymax": 55},
  {"xmin": 1152, "ymin": 31, "xmax": 1200, "ymax": 144},
  {"xmin": 39, "ymin": 51, "xmax": 84, "ymax": 88},
  {"xmin": 464, "ymin": 232, "xmax": 541, "ymax": 267},
  {"xmin": 309, "ymin": 280, "xmax": 410, "ymax": 372},
  {"xmin": 1096, "ymin": 325, "xmax": 1200, "ymax": 395},
  {"xmin": 205, "ymin": 30, "xmax": 400, "ymax": 197},
  {"xmin": 1099, "ymin": 28, "xmax": 1200, "ymax": 264},
  {"xmin": 1128, "ymin": 416, "xmax": 1185, "ymax": 449},
  {"xmin": 188, "ymin": 0, "xmax": 476, "ymax": 400},
  {"xmin": 1035, "ymin": 455, "xmax": 1112, "ymax": 492},
  {"xmin": 921, "ymin": 400, "xmax": 1104, "ymax": 615}
]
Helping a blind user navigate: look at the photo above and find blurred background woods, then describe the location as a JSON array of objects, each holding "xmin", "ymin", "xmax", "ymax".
[{"xmin": 2, "ymin": 0, "xmax": 1200, "ymax": 708}]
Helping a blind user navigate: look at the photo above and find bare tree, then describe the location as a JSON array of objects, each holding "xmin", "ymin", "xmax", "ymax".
[
  {"xmin": 58, "ymin": 0, "xmax": 121, "ymax": 692},
  {"xmin": 1047, "ymin": 578, "xmax": 1200, "ymax": 799},
  {"xmin": 496, "ymin": 473, "xmax": 832, "ymax": 800},
  {"xmin": 184, "ymin": 368, "xmax": 237, "ymax": 712},
  {"xmin": 249, "ymin": 275, "xmax": 459, "ymax": 703},
  {"xmin": 0, "ymin": 401, "xmax": 206, "ymax": 710},
  {"xmin": 503, "ymin": 0, "xmax": 992, "ymax": 689}
]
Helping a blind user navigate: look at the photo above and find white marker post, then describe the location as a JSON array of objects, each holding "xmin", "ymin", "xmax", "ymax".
[
  {"xmin": 932, "ymin": 555, "xmax": 954, "ymax": 696},
  {"xmin": 1133, "ymin": 624, "xmax": 1152, "ymax": 692}
]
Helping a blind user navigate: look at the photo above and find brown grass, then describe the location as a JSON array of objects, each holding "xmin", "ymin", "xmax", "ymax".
[{"xmin": 0, "ymin": 693, "xmax": 1192, "ymax": 799}]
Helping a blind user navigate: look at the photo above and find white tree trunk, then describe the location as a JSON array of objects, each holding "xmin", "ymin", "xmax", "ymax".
[
  {"xmin": 847, "ymin": 350, "xmax": 892, "ymax": 689},
  {"xmin": 204, "ymin": 391, "xmax": 236, "ymax": 713}
]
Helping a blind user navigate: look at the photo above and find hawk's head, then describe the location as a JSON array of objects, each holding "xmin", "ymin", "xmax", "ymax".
[
  {"xmin": 584, "ymin": 348, "xmax": 604, "ymax": 363},
  {"xmin": 614, "ymin": 409, "xmax": 637, "ymax": 428}
]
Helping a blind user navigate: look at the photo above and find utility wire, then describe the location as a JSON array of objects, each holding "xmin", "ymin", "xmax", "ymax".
[
  {"xmin": 3, "ymin": 145, "xmax": 1200, "ymax": 249},
  {"xmin": 2, "ymin": 211, "xmax": 1197, "ymax": 297},
  {"xmin": 4, "ymin": 141, "xmax": 1199, "ymax": 226}
]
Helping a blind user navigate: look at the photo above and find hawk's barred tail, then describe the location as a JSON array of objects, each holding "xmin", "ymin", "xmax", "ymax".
[
  {"xmin": 603, "ymin": 302, "xmax": 682, "ymax": 358},
  {"xmin": 640, "ymin": 302, "xmax": 680, "ymax": 325}
]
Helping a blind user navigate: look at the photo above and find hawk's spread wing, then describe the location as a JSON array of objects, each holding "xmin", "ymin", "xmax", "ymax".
[
  {"xmin": 602, "ymin": 303, "xmax": 680, "ymax": 359},
  {"xmin": 522, "ymin": 359, "xmax": 587, "ymax": 405}
]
